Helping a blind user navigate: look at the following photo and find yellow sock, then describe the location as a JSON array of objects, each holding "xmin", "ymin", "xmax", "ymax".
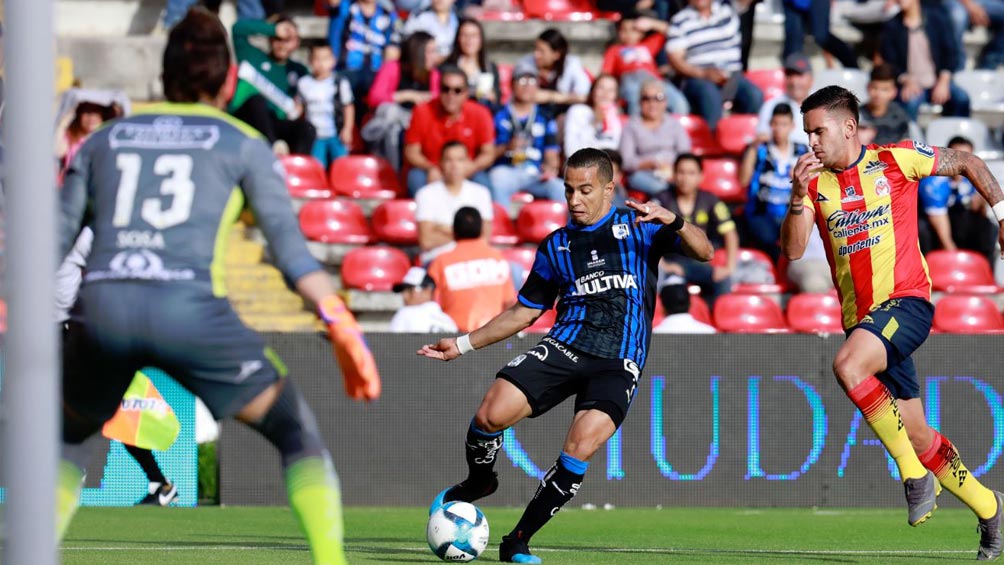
[
  {"xmin": 286, "ymin": 456, "xmax": 347, "ymax": 565},
  {"xmin": 847, "ymin": 377, "xmax": 927, "ymax": 481},
  {"xmin": 919, "ymin": 432, "xmax": 998, "ymax": 519}
]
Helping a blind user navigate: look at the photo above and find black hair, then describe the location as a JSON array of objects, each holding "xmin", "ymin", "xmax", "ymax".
[
  {"xmin": 674, "ymin": 152, "xmax": 702, "ymax": 172},
  {"xmin": 453, "ymin": 206, "xmax": 483, "ymax": 240},
  {"xmin": 444, "ymin": 18, "xmax": 489, "ymax": 73},
  {"xmin": 536, "ymin": 28, "xmax": 569, "ymax": 85},
  {"xmin": 565, "ymin": 147, "xmax": 614, "ymax": 185},
  {"xmin": 800, "ymin": 85, "xmax": 859, "ymax": 123},
  {"xmin": 440, "ymin": 140, "xmax": 467, "ymax": 159},
  {"xmin": 400, "ymin": 31, "xmax": 435, "ymax": 86},
  {"xmin": 947, "ymin": 136, "xmax": 974, "ymax": 149},
  {"xmin": 659, "ymin": 284, "xmax": 691, "ymax": 316},
  {"xmin": 162, "ymin": 7, "xmax": 230, "ymax": 103},
  {"xmin": 771, "ymin": 103, "xmax": 794, "ymax": 119}
]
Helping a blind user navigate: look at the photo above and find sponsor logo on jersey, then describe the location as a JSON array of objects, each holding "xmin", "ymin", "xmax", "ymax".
[
  {"xmin": 87, "ymin": 250, "xmax": 196, "ymax": 282},
  {"xmin": 526, "ymin": 345, "xmax": 549, "ymax": 362},
  {"xmin": 825, "ymin": 205, "xmax": 891, "ymax": 239},
  {"xmin": 837, "ymin": 235, "xmax": 882, "ymax": 256},
  {"xmin": 442, "ymin": 258, "xmax": 510, "ymax": 290},
  {"xmin": 913, "ymin": 140, "xmax": 935, "ymax": 158},
  {"xmin": 507, "ymin": 354, "xmax": 527, "ymax": 367},
  {"xmin": 543, "ymin": 337, "xmax": 579, "ymax": 363},
  {"xmin": 623, "ymin": 359, "xmax": 641, "ymax": 403},
  {"xmin": 612, "ymin": 223, "xmax": 630, "ymax": 239},
  {"xmin": 874, "ymin": 176, "xmax": 890, "ymax": 196},
  {"xmin": 569, "ymin": 271, "xmax": 638, "ymax": 296},
  {"xmin": 841, "ymin": 185, "xmax": 863, "ymax": 203},
  {"xmin": 587, "ymin": 249, "xmax": 605, "ymax": 269},
  {"xmin": 863, "ymin": 160, "xmax": 888, "ymax": 175},
  {"xmin": 109, "ymin": 117, "xmax": 221, "ymax": 150}
]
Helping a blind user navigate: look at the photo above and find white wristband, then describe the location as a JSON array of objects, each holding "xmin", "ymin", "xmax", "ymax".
[
  {"xmin": 456, "ymin": 334, "xmax": 474, "ymax": 355},
  {"xmin": 993, "ymin": 201, "xmax": 1004, "ymax": 223}
]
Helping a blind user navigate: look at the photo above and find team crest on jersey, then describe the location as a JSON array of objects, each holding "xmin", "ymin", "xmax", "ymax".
[
  {"xmin": 841, "ymin": 185, "xmax": 863, "ymax": 203},
  {"xmin": 913, "ymin": 140, "xmax": 935, "ymax": 158},
  {"xmin": 863, "ymin": 160, "xmax": 888, "ymax": 175},
  {"xmin": 874, "ymin": 176, "xmax": 890, "ymax": 196},
  {"xmin": 587, "ymin": 249, "xmax": 606, "ymax": 269},
  {"xmin": 612, "ymin": 223, "xmax": 630, "ymax": 239}
]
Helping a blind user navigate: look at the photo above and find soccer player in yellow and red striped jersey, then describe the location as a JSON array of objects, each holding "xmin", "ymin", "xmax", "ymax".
[{"xmin": 781, "ymin": 85, "xmax": 1004, "ymax": 560}]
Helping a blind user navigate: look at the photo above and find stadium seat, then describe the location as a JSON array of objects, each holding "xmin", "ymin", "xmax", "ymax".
[
  {"xmin": 280, "ymin": 155, "xmax": 333, "ymax": 199},
  {"xmin": 715, "ymin": 114, "xmax": 759, "ymax": 156},
  {"xmin": 626, "ymin": 189, "xmax": 648, "ymax": 203},
  {"xmin": 477, "ymin": 6, "xmax": 527, "ymax": 21},
  {"xmin": 516, "ymin": 201, "xmax": 568, "ymax": 244},
  {"xmin": 933, "ymin": 294, "xmax": 1004, "ymax": 333},
  {"xmin": 925, "ymin": 118, "xmax": 1004, "ymax": 160},
  {"xmin": 812, "ymin": 69, "xmax": 868, "ymax": 102},
  {"xmin": 340, "ymin": 246, "xmax": 412, "ymax": 292},
  {"xmin": 491, "ymin": 202, "xmax": 520, "ymax": 246},
  {"xmin": 954, "ymin": 70, "xmax": 1004, "ymax": 115},
  {"xmin": 690, "ymin": 293, "xmax": 712, "ymax": 325},
  {"xmin": 676, "ymin": 114, "xmax": 722, "ymax": 156},
  {"xmin": 298, "ymin": 199, "xmax": 373, "ymax": 244},
  {"xmin": 699, "ymin": 158, "xmax": 745, "ymax": 203},
  {"xmin": 501, "ymin": 246, "xmax": 535, "ymax": 285},
  {"xmin": 498, "ymin": 63, "xmax": 513, "ymax": 105},
  {"xmin": 329, "ymin": 155, "xmax": 403, "ymax": 199},
  {"xmin": 526, "ymin": 308, "xmax": 557, "ymax": 332},
  {"xmin": 786, "ymin": 292, "xmax": 843, "ymax": 333},
  {"xmin": 522, "ymin": 0, "xmax": 601, "ymax": 20},
  {"xmin": 744, "ymin": 68, "xmax": 785, "ymax": 101},
  {"xmin": 713, "ymin": 248, "xmax": 785, "ymax": 294},
  {"xmin": 713, "ymin": 293, "xmax": 790, "ymax": 333},
  {"xmin": 925, "ymin": 250, "xmax": 999, "ymax": 294},
  {"xmin": 371, "ymin": 199, "xmax": 418, "ymax": 246}
]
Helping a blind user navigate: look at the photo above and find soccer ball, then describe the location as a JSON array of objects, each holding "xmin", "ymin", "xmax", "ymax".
[{"xmin": 426, "ymin": 501, "xmax": 490, "ymax": 562}]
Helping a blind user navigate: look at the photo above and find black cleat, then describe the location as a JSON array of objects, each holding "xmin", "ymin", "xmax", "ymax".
[
  {"xmin": 137, "ymin": 483, "xmax": 178, "ymax": 506},
  {"xmin": 429, "ymin": 473, "xmax": 499, "ymax": 515},
  {"xmin": 500, "ymin": 533, "xmax": 542, "ymax": 564}
]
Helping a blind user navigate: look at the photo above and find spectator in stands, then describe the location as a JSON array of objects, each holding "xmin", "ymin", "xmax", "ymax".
[
  {"xmin": 516, "ymin": 29, "xmax": 592, "ymax": 111},
  {"xmin": 601, "ymin": 12, "xmax": 689, "ymax": 117},
  {"xmin": 619, "ymin": 80, "xmax": 692, "ymax": 195},
  {"xmin": 56, "ymin": 94, "xmax": 126, "ymax": 179},
  {"xmin": 327, "ymin": 0, "xmax": 402, "ymax": 107},
  {"xmin": 298, "ymin": 45, "xmax": 355, "ymax": 168},
  {"xmin": 604, "ymin": 149, "xmax": 631, "ymax": 207},
  {"xmin": 754, "ymin": 52, "xmax": 812, "ymax": 145},
  {"xmin": 229, "ymin": 15, "xmax": 316, "ymax": 155},
  {"xmin": 427, "ymin": 207, "xmax": 516, "ymax": 332},
  {"xmin": 653, "ymin": 275, "xmax": 717, "ymax": 333},
  {"xmin": 858, "ymin": 63, "xmax": 912, "ymax": 146},
  {"xmin": 163, "ymin": 0, "xmax": 269, "ymax": 30},
  {"xmin": 786, "ymin": 228, "xmax": 833, "ymax": 293},
  {"xmin": 489, "ymin": 70, "xmax": 565, "ymax": 203},
  {"xmin": 782, "ymin": 0, "xmax": 858, "ymax": 68},
  {"xmin": 656, "ymin": 153, "xmax": 737, "ymax": 305},
  {"xmin": 390, "ymin": 266, "xmax": 459, "ymax": 332},
  {"xmin": 739, "ymin": 104, "xmax": 809, "ymax": 261},
  {"xmin": 919, "ymin": 136, "xmax": 999, "ymax": 263},
  {"xmin": 431, "ymin": 18, "xmax": 501, "ymax": 110},
  {"xmin": 666, "ymin": 0, "xmax": 764, "ymax": 131},
  {"xmin": 880, "ymin": 0, "xmax": 970, "ymax": 121},
  {"xmin": 416, "ymin": 141, "xmax": 494, "ymax": 259},
  {"xmin": 564, "ymin": 75, "xmax": 624, "ymax": 157},
  {"xmin": 402, "ymin": 0, "xmax": 460, "ymax": 61},
  {"xmin": 361, "ymin": 31, "xmax": 436, "ymax": 171},
  {"xmin": 944, "ymin": 0, "xmax": 1004, "ymax": 70},
  {"xmin": 403, "ymin": 66, "xmax": 496, "ymax": 194}
]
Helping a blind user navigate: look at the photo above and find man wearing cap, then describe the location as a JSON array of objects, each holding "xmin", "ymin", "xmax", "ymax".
[
  {"xmin": 389, "ymin": 267, "xmax": 459, "ymax": 333},
  {"xmin": 488, "ymin": 68, "xmax": 566, "ymax": 204},
  {"xmin": 754, "ymin": 52, "xmax": 812, "ymax": 145}
]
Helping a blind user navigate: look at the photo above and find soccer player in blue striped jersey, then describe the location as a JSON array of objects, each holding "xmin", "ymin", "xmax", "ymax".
[{"xmin": 419, "ymin": 148, "xmax": 714, "ymax": 563}]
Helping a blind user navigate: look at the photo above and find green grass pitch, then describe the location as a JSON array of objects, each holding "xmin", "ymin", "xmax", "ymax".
[{"xmin": 58, "ymin": 505, "xmax": 991, "ymax": 564}]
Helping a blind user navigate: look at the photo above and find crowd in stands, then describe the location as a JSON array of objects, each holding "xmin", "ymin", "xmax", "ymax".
[{"xmin": 39, "ymin": 0, "xmax": 1004, "ymax": 334}]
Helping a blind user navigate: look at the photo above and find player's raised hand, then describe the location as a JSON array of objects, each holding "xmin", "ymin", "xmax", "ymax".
[
  {"xmin": 626, "ymin": 199, "xmax": 678, "ymax": 226},
  {"xmin": 792, "ymin": 152, "xmax": 822, "ymax": 199},
  {"xmin": 418, "ymin": 337, "xmax": 461, "ymax": 361}
]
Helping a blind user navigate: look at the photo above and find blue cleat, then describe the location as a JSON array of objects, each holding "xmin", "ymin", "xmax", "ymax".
[
  {"xmin": 429, "ymin": 474, "xmax": 499, "ymax": 516},
  {"xmin": 500, "ymin": 534, "xmax": 542, "ymax": 564},
  {"xmin": 429, "ymin": 487, "xmax": 452, "ymax": 516}
]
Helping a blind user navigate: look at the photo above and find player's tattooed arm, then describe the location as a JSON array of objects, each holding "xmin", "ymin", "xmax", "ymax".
[{"xmin": 935, "ymin": 147, "xmax": 1004, "ymax": 209}]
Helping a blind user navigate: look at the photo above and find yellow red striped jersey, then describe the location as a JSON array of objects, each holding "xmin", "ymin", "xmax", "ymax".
[{"xmin": 804, "ymin": 141, "xmax": 937, "ymax": 329}]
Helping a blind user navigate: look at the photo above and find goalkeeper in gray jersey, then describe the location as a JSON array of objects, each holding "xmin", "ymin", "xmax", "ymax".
[{"xmin": 56, "ymin": 9, "xmax": 379, "ymax": 564}]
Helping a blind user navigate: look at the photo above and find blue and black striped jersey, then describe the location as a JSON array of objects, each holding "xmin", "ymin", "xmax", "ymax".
[{"xmin": 518, "ymin": 207, "xmax": 682, "ymax": 368}]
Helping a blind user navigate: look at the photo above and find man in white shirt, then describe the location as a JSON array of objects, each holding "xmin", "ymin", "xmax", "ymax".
[
  {"xmin": 754, "ymin": 53, "xmax": 812, "ymax": 146},
  {"xmin": 653, "ymin": 276, "xmax": 717, "ymax": 334},
  {"xmin": 389, "ymin": 266, "xmax": 459, "ymax": 333},
  {"xmin": 415, "ymin": 141, "xmax": 494, "ymax": 260}
]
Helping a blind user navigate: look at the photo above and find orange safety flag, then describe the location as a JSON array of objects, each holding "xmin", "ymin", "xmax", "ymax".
[
  {"xmin": 101, "ymin": 371, "xmax": 181, "ymax": 451},
  {"xmin": 318, "ymin": 294, "xmax": 381, "ymax": 401}
]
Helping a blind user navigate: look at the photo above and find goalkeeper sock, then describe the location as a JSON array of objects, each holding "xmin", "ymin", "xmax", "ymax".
[
  {"xmin": 919, "ymin": 431, "xmax": 997, "ymax": 519},
  {"xmin": 286, "ymin": 455, "xmax": 347, "ymax": 565},
  {"xmin": 847, "ymin": 377, "xmax": 927, "ymax": 481},
  {"xmin": 56, "ymin": 459, "xmax": 84, "ymax": 541},
  {"xmin": 509, "ymin": 453, "xmax": 587, "ymax": 543},
  {"xmin": 465, "ymin": 419, "xmax": 503, "ymax": 484}
]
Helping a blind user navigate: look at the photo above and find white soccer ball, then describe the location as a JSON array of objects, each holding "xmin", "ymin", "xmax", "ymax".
[{"xmin": 427, "ymin": 501, "xmax": 490, "ymax": 562}]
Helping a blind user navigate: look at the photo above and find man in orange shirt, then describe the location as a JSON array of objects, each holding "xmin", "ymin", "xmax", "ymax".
[
  {"xmin": 428, "ymin": 206, "xmax": 516, "ymax": 332},
  {"xmin": 781, "ymin": 85, "xmax": 1004, "ymax": 558}
]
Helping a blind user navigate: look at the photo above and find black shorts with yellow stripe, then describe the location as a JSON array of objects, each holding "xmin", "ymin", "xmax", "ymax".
[{"xmin": 847, "ymin": 297, "xmax": 934, "ymax": 400}]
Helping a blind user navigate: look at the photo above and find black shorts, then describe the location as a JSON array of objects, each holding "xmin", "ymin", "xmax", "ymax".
[
  {"xmin": 496, "ymin": 336, "xmax": 642, "ymax": 428},
  {"xmin": 847, "ymin": 297, "xmax": 934, "ymax": 399},
  {"xmin": 63, "ymin": 283, "xmax": 283, "ymax": 433}
]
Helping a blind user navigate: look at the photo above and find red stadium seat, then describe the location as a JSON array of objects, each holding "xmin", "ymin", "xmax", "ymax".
[
  {"xmin": 715, "ymin": 114, "xmax": 759, "ymax": 156},
  {"xmin": 712, "ymin": 248, "xmax": 785, "ymax": 294},
  {"xmin": 933, "ymin": 294, "xmax": 1004, "ymax": 333},
  {"xmin": 340, "ymin": 246, "xmax": 412, "ymax": 292},
  {"xmin": 700, "ymin": 158, "xmax": 745, "ymax": 203},
  {"xmin": 522, "ymin": 0, "xmax": 601, "ymax": 20},
  {"xmin": 690, "ymin": 293, "xmax": 712, "ymax": 325},
  {"xmin": 676, "ymin": 114, "xmax": 722, "ymax": 156},
  {"xmin": 926, "ymin": 250, "xmax": 999, "ymax": 293},
  {"xmin": 745, "ymin": 68, "xmax": 786, "ymax": 101},
  {"xmin": 501, "ymin": 246, "xmax": 536, "ymax": 285},
  {"xmin": 298, "ymin": 199, "xmax": 373, "ymax": 244},
  {"xmin": 498, "ymin": 63, "xmax": 513, "ymax": 105},
  {"xmin": 786, "ymin": 292, "xmax": 843, "ymax": 333},
  {"xmin": 280, "ymin": 155, "xmax": 333, "ymax": 199},
  {"xmin": 516, "ymin": 201, "xmax": 568, "ymax": 244},
  {"xmin": 491, "ymin": 202, "xmax": 520, "ymax": 246},
  {"xmin": 713, "ymin": 293, "xmax": 790, "ymax": 333},
  {"xmin": 371, "ymin": 199, "xmax": 418, "ymax": 246},
  {"xmin": 526, "ymin": 308, "xmax": 557, "ymax": 332},
  {"xmin": 626, "ymin": 189, "xmax": 648, "ymax": 204},
  {"xmin": 329, "ymin": 155, "xmax": 402, "ymax": 200}
]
